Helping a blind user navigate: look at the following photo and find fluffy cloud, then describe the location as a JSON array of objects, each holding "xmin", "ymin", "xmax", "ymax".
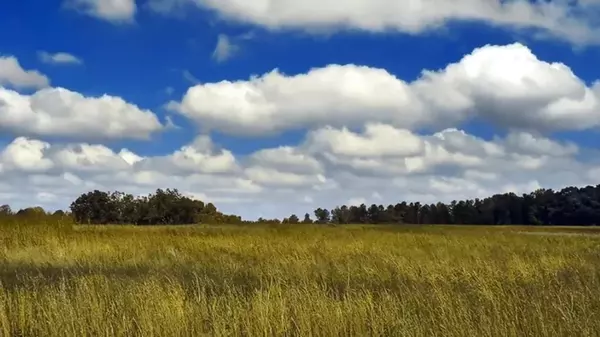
[
  {"xmin": 0, "ymin": 86, "xmax": 164, "ymax": 140},
  {"xmin": 136, "ymin": 135, "xmax": 239, "ymax": 174},
  {"xmin": 295, "ymin": 124, "xmax": 582, "ymax": 179},
  {"xmin": 38, "ymin": 51, "xmax": 83, "ymax": 65},
  {"xmin": 65, "ymin": 0, "xmax": 136, "ymax": 22},
  {"xmin": 244, "ymin": 166, "xmax": 328, "ymax": 188},
  {"xmin": 170, "ymin": 64, "xmax": 436, "ymax": 135},
  {"xmin": 0, "ymin": 56, "xmax": 50, "ymax": 89},
  {"xmin": 1, "ymin": 41, "xmax": 598, "ymax": 220},
  {"xmin": 151, "ymin": 0, "xmax": 600, "ymax": 45},
  {"xmin": 244, "ymin": 145, "xmax": 330, "ymax": 189},
  {"xmin": 417, "ymin": 43, "xmax": 599, "ymax": 132},
  {"xmin": 0, "ymin": 137, "xmax": 137, "ymax": 175},
  {"xmin": 303, "ymin": 124, "xmax": 424, "ymax": 158},
  {"xmin": 0, "ymin": 137, "xmax": 54, "ymax": 173},
  {"xmin": 248, "ymin": 146, "xmax": 323, "ymax": 174},
  {"xmin": 171, "ymin": 43, "xmax": 600, "ymax": 136},
  {"xmin": 0, "ymin": 135, "xmax": 262, "ymax": 212},
  {"xmin": 1, "ymin": 124, "xmax": 598, "ymax": 220},
  {"xmin": 228, "ymin": 122, "xmax": 597, "ymax": 219},
  {"xmin": 0, "ymin": 55, "xmax": 162, "ymax": 140}
]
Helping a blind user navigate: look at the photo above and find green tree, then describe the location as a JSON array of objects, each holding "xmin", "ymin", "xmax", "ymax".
[
  {"xmin": 288, "ymin": 214, "xmax": 300, "ymax": 224},
  {"xmin": 314, "ymin": 208, "xmax": 330, "ymax": 224}
]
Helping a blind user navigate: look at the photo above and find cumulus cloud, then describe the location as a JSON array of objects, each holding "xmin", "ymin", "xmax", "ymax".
[
  {"xmin": 0, "ymin": 86, "xmax": 164, "ymax": 140},
  {"xmin": 248, "ymin": 146, "xmax": 323, "ymax": 174},
  {"xmin": 297, "ymin": 125, "xmax": 580, "ymax": 178},
  {"xmin": 170, "ymin": 64, "xmax": 433, "ymax": 135},
  {"xmin": 244, "ymin": 166, "xmax": 327, "ymax": 188},
  {"xmin": 0, "ymin": 137, "xmax": 54, "ymax": 173},
  {"xmin": 232, "ymin": 122, "xmax": 600, "ymax": 218},
  {"xmin": 0, "ymin": 137, "xmax": 137, "ymax": 175},
  {"xmin": 1, "ymin": 124, "xmax": 598, "ymax": 219},
  {"xmin": 1, "ymin": 43, "xmax": 599, "ymax": 220},
  {"xmin": 150, "ymin": 0, "xmax": 600, "ymax": 45},
  {"xmin": 136, "ymin": 135, "xmax": 239, "ymax": 174},
  {"xmin": 417, "ymin": 43, "xmax": 599, "ymax": 132},
  {"xmin": 0, "ymin": 56, "xmax": 50, "ymax": 89},
  {"xmin": 65, "ymin": 0, "xmax": 136, "ymax": 22},
  {"xmin": 170, "ymin": 43, "xmax": 600, "ymax": 136},
  {"xmin": 38, "ymin": 51, "xmax": 83, "ymax": 65},
  {"xmin": 303, "ymin": 124, "xmax": 424, "ymax": 158},
  {"xmin": 0, "ymin": 135, "xmax": 261, "ymax": 212}
]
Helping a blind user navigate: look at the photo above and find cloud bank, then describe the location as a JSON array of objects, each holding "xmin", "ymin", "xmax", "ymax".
[
  {"xmin": 170, "ymin": 43, "xmax": 600, "ymax": 136},
  {"xmin": 150, "ymin": 0, "xmax": 600, "ymax": 45},
  {"xmin": 2, "ymin": 43, "xmax": 599, "ymax": 220}
]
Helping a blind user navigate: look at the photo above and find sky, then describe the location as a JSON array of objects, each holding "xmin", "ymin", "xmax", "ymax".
[{"xmin": 1, "ymin": 0, "xmax": 600, "ymax": 220}]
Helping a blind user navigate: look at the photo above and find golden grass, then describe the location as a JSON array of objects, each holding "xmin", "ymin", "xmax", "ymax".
[{"xmin": 1, "ymin": 223, "xmax": 599, "ymax": 336}]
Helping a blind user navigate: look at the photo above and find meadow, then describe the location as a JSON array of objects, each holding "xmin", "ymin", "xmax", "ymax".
[{"xmin": 1, "ymin": 220, "xmax": 599, "ymax": 336}]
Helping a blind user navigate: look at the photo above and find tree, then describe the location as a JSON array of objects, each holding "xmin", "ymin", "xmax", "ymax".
[
  {"xmin": 314, "ymin": 208, "xmax": 331, "ymax": 224},
  {"xmin": 69, "ymin": 188, "xmax": 238, "ymax": 225},
  {"xmin": 367, "ymin": 204, "xmax": 380, "ymax": 223},
  {"xmin": 70, "ymin": 190, "xmax": 117, "ymax": 224},
  {"xmin": 288, "ymin": 214, "xmax": 300, "ymax": 224},
  {"xmin": 0, "ymin": 204, "xmax": 12, "ymax": 216},
  {"xmin": 331, "ymin": 206, "xmax": 351, "ymax": 224},
  {"xmin": 52, "ymin": 183, "xmax": 600, "ymax": 227},
  {"xmin": 16, "ymin": 207, "xmax": 46, "ymax": 217}
]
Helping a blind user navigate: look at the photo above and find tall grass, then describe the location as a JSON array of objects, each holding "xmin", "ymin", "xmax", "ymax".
[{"xmin": 1, "ymin": 223, "xmax": 599, "ymax": 336}]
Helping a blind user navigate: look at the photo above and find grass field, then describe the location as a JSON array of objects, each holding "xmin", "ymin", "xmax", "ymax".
[{"xmin": 1, "ymin": 222, "xmax": 599, "ymax": 336}]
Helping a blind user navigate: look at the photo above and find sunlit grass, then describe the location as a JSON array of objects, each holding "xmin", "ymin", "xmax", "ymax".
[{"xmin": 1, "ymin": 222, "xmax": 599, "ymax": 336}]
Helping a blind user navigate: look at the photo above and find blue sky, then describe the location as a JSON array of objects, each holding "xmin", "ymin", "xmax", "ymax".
[{"xmin": 1, "ymin": 0, "xmax": 600, "ymax": 219}]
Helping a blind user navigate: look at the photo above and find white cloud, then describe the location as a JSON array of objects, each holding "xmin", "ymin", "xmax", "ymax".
[
  {"xmin": 53, "ymin": 143, "xmax": 135, "ymax": 172},
  {"xmin": 0, "ymin": 137, "xmax": 53, "ymax": 172},
  {"xmin": 171, "ymin": 43, "xmax": 600, "ymax": 136},
  {"xmin": 499, "ymin": 131, "xmax": 579, "ymax": 157},
  {"xmin": 244, "ymin": 166, "xmax": 327, "ymax": 188},
  {"xmin": 0, "ymin": 56, "xmax": 50, "ymax": 89},
  {"xmin": 1, "ymin": 43, "xmax": 599, "ymax": 220},
  {"xmin": 0, "ymin": 135, "xmax": 263, "ymax": 212},
  {"xmin": 0, "ymin": 125, "xmax": 597, "ymax": 219},
  {"xmin": 234, "ymin": 125, "xmax": 598, "ymax": 217},
  {"xmin": 151, "ymin": 0, "xmax": 600, "ymax": 45},
  {"xmin": 248, "ymin": 146, "xmax": 323, "ymax": 174},
  {"xmin": 303, "ymin": 124, "xmax": 424, "ymax": 158},
  {"xmin": 171, "ymin": 64, "xmax": 432, "ymax": 135},
  {"xmin": 0, "ymin": 86, "xmax": 164, "ymax": 140},
  {"xmin": 212, "ymin": 34, "xmax": 240, "ymax": 63},
  {"xmin": 0, "ymin": 137, "xmax": 136, "ymax": 174},
  {"xmin": 38, "ymin": 51, "xmax": 83, "ymax": 65},
  {"xmin": 65, "ymin": 0, "xmax": 136, "ymax": 22},
  {"xmin": 137, "ymin": 135, "xmax": 239, "ymax": 174},
  {"xmin": 417, "ymin": 43, "xmax": 598, "ymax": 132}
]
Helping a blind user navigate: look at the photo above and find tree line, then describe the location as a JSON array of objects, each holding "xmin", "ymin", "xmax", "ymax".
[
  {"xmin": 246, "ymin": 185, "xmax": 600, "ymax": 226},
  {"xmin": 69, "ymin": 189, "xmax": 242, "ymax": 225},
  {"xmin": 2, "ymin": 184, "xmax": 600, "ymax": 226}
]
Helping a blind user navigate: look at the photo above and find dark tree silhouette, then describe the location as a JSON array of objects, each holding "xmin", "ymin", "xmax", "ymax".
[
  {"xmin": 4, "ymin": 184, "xmax": 600, "ymax": 226},
  {"xmin": 69, "ymin": 189, "xmax": 241, "ymax": 225}
]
